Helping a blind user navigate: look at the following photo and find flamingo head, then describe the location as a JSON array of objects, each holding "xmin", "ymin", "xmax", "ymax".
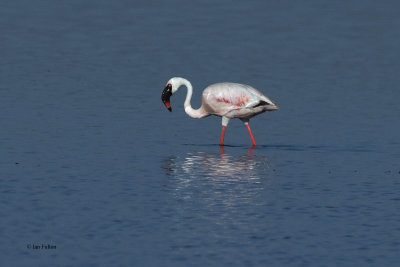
[{"xmin": 161, "ymin": 83, "xmax": 173, "ymax": 112}]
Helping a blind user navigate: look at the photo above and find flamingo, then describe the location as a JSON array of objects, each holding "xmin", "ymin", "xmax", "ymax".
[{"xmin": 161, "ymin": 77, "xmax": 278, "ymax": 146}]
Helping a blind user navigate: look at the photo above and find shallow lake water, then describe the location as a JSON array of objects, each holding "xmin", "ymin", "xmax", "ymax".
[{"xmin": 1, "ymin": 0, "xmax": 399, "ymax": 266}]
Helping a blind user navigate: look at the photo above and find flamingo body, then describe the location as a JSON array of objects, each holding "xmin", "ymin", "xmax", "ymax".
[
  {"xmin": 202, "ymin": 82, "xmax": 278, "ymax": 119},
  {"xmin": 161, "ymin": 77, "xmax": 278, "ymax": 146}
]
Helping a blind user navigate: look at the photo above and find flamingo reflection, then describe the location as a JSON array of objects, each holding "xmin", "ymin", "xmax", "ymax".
[{"xmin": 163, "ymin": 148, "xmax": 276, "ymax": 206}]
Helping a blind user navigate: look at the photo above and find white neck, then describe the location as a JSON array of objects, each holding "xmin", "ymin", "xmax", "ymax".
[{"xmin": 173, "ymin": 77, "xmax": 208, "ymax": 119}]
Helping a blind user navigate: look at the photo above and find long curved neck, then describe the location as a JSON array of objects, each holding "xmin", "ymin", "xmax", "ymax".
[{"xmin": 176, "ymin": 78, "xmax": 208, "ymax": 119}]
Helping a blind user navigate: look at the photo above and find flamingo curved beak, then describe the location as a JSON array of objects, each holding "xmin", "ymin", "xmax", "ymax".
[{"xmin": 161, "ymin": 85, "xmax": 172, "ymax": 112}]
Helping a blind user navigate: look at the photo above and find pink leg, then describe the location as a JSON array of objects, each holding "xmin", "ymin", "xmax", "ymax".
[
  {"xmin": 245, "ymin": 123, "xmax": 257, "ymax": 146},
  {"xmin": 220, "ymin": 126, "xmax": 226, "ymax": 146}
]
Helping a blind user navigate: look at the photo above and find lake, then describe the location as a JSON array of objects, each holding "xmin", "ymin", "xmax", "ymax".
[{"xmin": 1, "ymin": 0, "xmax": 399, "ymax": 266}]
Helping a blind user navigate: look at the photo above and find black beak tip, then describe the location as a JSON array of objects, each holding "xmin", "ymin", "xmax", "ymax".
[{"xmin": 162, "ymin": 85, "xmax": 173, "ymax": 112}]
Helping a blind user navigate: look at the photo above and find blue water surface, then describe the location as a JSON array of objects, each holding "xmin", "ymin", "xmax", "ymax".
[{"xmin": 1, "ymin": 0, "xmax": 399, "ymax": 266}]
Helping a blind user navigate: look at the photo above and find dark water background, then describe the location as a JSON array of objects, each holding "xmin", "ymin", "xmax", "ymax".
[{"xmin": 1, "ymin": 0, "xmax": 399, "ymax": 266}]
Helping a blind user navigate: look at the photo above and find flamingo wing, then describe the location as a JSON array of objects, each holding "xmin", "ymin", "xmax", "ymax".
[{"xmin": 202, "ymin": 83, "xmax": 275, "ymax": 117}]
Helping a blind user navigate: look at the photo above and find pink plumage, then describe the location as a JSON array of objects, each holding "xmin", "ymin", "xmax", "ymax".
[{"xmin": 202, "ymin": 82, "xmax": 278, "ymax": 119}]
